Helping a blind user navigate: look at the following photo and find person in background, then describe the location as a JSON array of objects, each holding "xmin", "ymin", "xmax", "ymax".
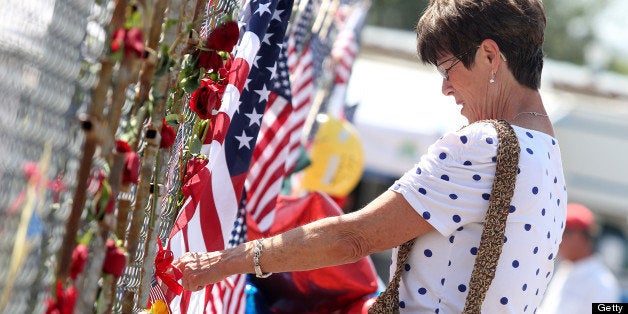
[
  {"xmin": 539, "ymin": 202, "xmax": 621, "ymax": 314},
  {"xmin": 173, "ymin": 0, "xmax": 568, "ymax": 312}
]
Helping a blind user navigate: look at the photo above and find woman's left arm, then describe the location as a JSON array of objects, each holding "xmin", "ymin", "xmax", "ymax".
[{"xmin": 173, "ymin": 190, "xmax": 434, "ymax": 291}]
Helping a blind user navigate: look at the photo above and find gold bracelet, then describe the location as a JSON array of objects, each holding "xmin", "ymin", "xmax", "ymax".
[{"xmin": 253, "ymin": 239, "xmax": 272, "ymax": 278}]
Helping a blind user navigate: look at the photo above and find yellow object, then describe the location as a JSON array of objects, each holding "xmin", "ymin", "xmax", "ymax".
[
  {"xmin": 150, "ymin": 300, "xmax": 169, "ymax": 314},
  {"xmin": 302, "ymin": 114, "xmax": 364, "ymax": 197}
]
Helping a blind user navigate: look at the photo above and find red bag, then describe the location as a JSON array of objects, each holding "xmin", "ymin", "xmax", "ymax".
[{"xmin": 247, "ymin": 192, "xmax": 378, "ymax": 313}]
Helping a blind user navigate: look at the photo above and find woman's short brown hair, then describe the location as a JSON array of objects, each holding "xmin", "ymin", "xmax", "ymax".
[{"xmin": 416, "ymin": 0, "xmax": 546, "ymax": 89}]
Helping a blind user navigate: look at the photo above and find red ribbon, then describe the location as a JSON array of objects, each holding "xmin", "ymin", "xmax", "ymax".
[{"xmin": 155, "ymin": 239, "xmax": 184, "ymax": 295}]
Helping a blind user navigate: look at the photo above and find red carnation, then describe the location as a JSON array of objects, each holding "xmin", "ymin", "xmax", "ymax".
[
  {"xmin": 102, "ymin": 239, "xmax": 127, "ymax": 278},
  {"xmin": 70, "ymin": 244, "xmax": 88, "ymax": 280},
  {"xmin": 122, "ymin": 151, "xmax": 140, "ymax": 185},
  {"xmin": 206, "ymin": 21, "xmax": 239, "ymax": 52},
  {"xmin": 160, "ymin": 119, "xmax": 176, "ymax": 149},
  {"xmin": 189, "ymin": 78, "xmax": 224, "ymax": 120}
]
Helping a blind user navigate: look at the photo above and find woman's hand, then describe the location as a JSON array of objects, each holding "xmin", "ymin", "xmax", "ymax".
[{"xmin": 172, "ymin": 251, "xmax": 226, "ymax": 292}]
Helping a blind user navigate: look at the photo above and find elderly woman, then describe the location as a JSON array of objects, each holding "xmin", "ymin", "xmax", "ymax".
[{"xmin": 174, "ymin": 0, "xmax": 567, "ymax": 312}]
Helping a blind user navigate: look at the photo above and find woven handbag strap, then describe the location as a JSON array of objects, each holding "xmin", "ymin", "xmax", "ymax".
[{"xmin": 369, "ymin": 119, "xmax": 520, "ymax": 314}]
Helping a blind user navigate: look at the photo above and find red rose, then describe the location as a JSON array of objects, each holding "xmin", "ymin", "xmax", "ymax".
[
  {"xmin": 102, "ymin": 239, "xmax": 127, "ymax": 278},
  {"xmin": 219, "ymin": 57, "xmax": 233, "ymax": 80},
  {"xmin": 206, "ymin": 21, "xmax": 239, "ymax": 52},
  {"xmin": 124, "ymin": 27, "xmax": 144, "ymax": 58},
  {"xmin": 110, "ymin": 28, "xmax": 144, "ymax": 58},
  {"xmin": 45, "ymin": 282, "xmax": 78, "ymax": 314},
  {"xmin": 69, "ymin": 244, "xmax": 88, "ymax": 281},
  {"xmin": 110, "ymin": 28, "xmax": 125, "ymax": 54},
  {"xmin": 189, "ymin": 78, "xmax": 224, "ymax": 120},
  {"xmin": 197, "ymin": 50, "xmax": 224, "ymax": 73},
  {"xmin": 122, "ymin": 151, "xmax": 140, "ymax": 185},
  {"xmin": 160, "ymin": 119, "xmax": 176, "ymax": 149},
  {"xmin": 115, "ymin": 140, "xmax": 132, "ymax": 153}
]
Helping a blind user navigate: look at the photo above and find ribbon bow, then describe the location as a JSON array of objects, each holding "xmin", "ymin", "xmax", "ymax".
[{"xmin": 155, "ymin": 239, "xmax": 184, "ymax": 295}]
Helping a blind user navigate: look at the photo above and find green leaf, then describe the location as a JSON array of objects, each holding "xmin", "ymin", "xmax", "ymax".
[
  {"xmin": 165, "ymin": 114, "xmax": 180, "ymax": 124},
  {"xmin": 189, "ymin": 135, "xmax": 202, "ymax": 155}
]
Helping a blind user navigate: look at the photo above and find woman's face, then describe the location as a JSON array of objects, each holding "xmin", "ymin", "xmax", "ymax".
[{"xmin": 438, "ymin": 50, "xmax": 492, "ymax": 123}]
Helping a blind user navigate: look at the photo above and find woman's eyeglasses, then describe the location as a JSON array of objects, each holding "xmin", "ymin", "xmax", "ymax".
[
  {"xmin": 436, "ymin": 47, "xmax": 507, "ymax": 81},
  {"xmin": 436, "ymin": 47, "xmax": 478, "ymax": 81}
]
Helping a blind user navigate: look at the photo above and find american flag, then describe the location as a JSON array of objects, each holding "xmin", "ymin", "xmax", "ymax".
[
  {"xmin": 330, "ymin": 1, "xmax": 369, "ymax": 85},
  {"xmin": 244, "ymin": 0, "xmax": 324, "ymax": 232},
  {"xmin": 148, "ymin": 275, "xmax": 168, "ymax": 311},
  {"xmin": 244, "ymin": 42, "xmax": 293, "ymax": 231},
  {"xmin": 325, "ymin": 1, "xmax": 370, "ymax": 118},
  {"xmin": 166, "ymin": 0, "xmax": 293, "ymax": 312}
]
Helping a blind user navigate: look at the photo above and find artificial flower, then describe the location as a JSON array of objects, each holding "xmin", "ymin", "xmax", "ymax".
[
  {"xmin": 102, "ymin": 239, "xmax": 127, "ymax": 278},
  {"xmin": 70, "ymin": 244, "xmax": 88, "ymax": 280},
  {"xmin": 45, "ymin": 281, "xmax": 78, "ymax": 314},
  {"xmin": 160, "ymin": 119, "xmax": 176, "ymax": 149},
  {"xmin": 189, "ymin": 78, "xmax": 225, "ymax": 120},
  {"xmin": 110, "ymin": 27, "xmax": 145, "ymax": 58}
]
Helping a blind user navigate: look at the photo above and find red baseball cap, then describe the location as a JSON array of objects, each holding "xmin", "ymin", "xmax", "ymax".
[{"xmin": 565, "ymin": 203, "xmax": 595, "ymax": 231}]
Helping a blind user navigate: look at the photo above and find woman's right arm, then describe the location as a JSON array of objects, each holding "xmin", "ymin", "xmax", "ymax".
[{"xmin": 173, "ymin": 190, "xmax": 435, "ymax": 291}]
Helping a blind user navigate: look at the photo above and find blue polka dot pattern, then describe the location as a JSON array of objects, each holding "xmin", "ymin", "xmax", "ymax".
[
  {"xmin": 387, "ymin": 123, "xmax": 567, "ymax": 312},
  {"xmin": 399, "ymin": 301, "xmax": 405, "ymax": 308}
]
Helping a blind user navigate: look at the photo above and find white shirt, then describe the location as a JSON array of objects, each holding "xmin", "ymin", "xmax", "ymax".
[
  {"xmin": 389, "ymin": 122, "xmax": 568, "ymax": 313},
  {"xmin": 538, "ymin": 256, "xmax": 621, "ymax": 314}
]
